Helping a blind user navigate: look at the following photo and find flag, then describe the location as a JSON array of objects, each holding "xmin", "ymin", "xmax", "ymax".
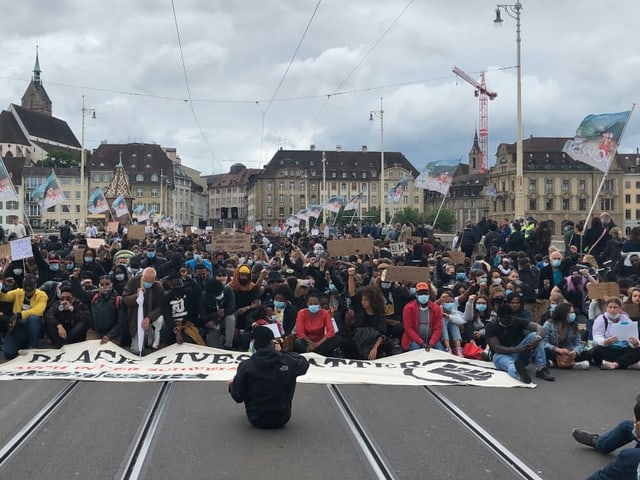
[
  {"xmin": 563, "ymin": 110, "xmax": 632, "ymax": 173},
  {"xmin": 134, "ymin": 204, "xmax": 149, "ymax": 222},
  {"xmin": 88, "ymin": 188, "xmax": 109, "ymax": 214},
  {"xmin": 31, "ymin": 172, "xmax": 66, "ymax": 209},
  {"xmin": 414, "ymin": 159, "xmax": 459, "ymax": 195},
  {"xmin": 296, "ymin": 208, "xmax": 311, "ymax": 221},
  {"xmin": 0, "ymin": 158, "xmax": 18, "ymax": 201},
  {"xmin": 284, "ymin": 215, "xmax": 297, "ymax": 227},
  {"xmin": 322, "ymin": 195, "xmax": 344, "ymax": 213},
  {"xmin": 344, "ymin": 191, "xmax": 364, "ymax": 211},
  {"xmin": 486, "ymin": 185, "xmax": 497, "ymax": 198},
  {"xmin": 148, "ymin": 208, "xmax": 157, "ymax": 223},
  {"xmin": 112, "ymin": 194, "xmax": 130, "ymax": 218},
  {"xmin": 386, "ymin": 177, "xmax": 410, "ymax": 204},
  {"xmin": 308, "ymin": 205, "xmax": 323, "ymax": 218}
]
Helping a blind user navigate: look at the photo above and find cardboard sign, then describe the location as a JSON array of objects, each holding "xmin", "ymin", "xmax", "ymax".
[
  {"xmin": 382, "ymin": 266, "xmax": 430, "ymax": 284},
  {"xmin": 0, "ymin": 244, "xmax": 10, "ymax": 260},
  {"xmin": 9, "ymin": 238, "xmax": 33, "ymax": 261},
  {"xmin": 587, "ymin": 282, "xmax": 620, "ymax": 300},
  {"xmin": 86, "ymin": 238, "xmax": 106, "ymax": 249},
  {"xmin": 73, "ymin": 247, "xmax": 86, "ymax": 265},
  {"xmin": 447, "ymin": 251, "xmax": 466, "ymax": 265},
  {"xmin": 211, "ymin": 234, "xmax": 252, "ymax": 253},
  {"xmin": 389, "ymin": 242, "xmax": 406, "ymax": 256},
  {"xmin": 622, "ymin": 302, "xmax": 640, "ymax": 319},
  {"xmin": 106, "ymin": 222, "xmax": 119, "ymax": 234},
  {"xmin": 127, "ymin": 225, "xmax": 147, "ymax": 240},
  {"xmin": 327, "ymin": 237, "xmax": 374, "ymax": 257}
]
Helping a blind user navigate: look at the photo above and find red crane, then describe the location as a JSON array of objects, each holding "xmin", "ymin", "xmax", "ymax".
[{"xmin": 452, "ymin": 66, "xmax": 497, "ymax": 173}]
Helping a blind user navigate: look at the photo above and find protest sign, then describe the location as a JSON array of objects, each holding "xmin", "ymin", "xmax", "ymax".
[
  {"xmin": 587, "ymin": 282, "xmax": 620, "ymax": 300},
  {"xmin": 389, "ymin": 242, "xmax": 406, "ymax": 256},
  {"xmin": 106, "ymin": 222, "xmax": 119, "ymax": 234},
  {"xmin": 0, "ymin": 243, "xmax": 10, "ymax": 260},
  {"xmin": 9, "ymin": 237, "xmax": 33, "ymax": 261},
  {"xmin": 73, "ymin": 247, "xmax": 86, "ymax": 265},
  {"xmin": 382, "ymin": 266, "xmax": 430, "ymax": 284},
  {"xmin": 127, "ymin": 225, "xmax": 146, "ymax": 240},
  {"xmin": 86, "ymin": 238, "xmax": 106, "ymax": 249},
  {"xmin": 327, "ymin": 237, "xmax": 373, "ymax": 257},
  {"xmin": 448, "ymin": 251, "xmax": 466, "ymax": 265},
  {"xmin": 623, "ymin": 302, "xmax": 640, "ymax": 319},
  {"xmin": 211, "ymin": 234, "xmax": 252, "ymax": 253}
]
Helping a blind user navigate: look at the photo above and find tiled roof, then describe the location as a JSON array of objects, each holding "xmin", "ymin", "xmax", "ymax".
[
  {"xmin": 11, "ymin": 104, "xmax": 80, "ymax": 148},
  {"xmin": 0, "ymin": 111, "xmax": 29, "ymax": 144},
  {"xmin": 3, "ymin": 157, "xmax": 28, "ymax": 186},
  {"xmin": 90, "ymin": 143, "xmax": 174, "ymax": 180}
]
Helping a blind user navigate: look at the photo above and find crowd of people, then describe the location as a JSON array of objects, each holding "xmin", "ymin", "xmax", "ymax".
[{"xmin": 0, "ymin": 213, "xmax": 638, "ymax": 387}]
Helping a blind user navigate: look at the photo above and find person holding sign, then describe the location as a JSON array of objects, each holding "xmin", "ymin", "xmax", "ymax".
[{"xmin": 592, "ymin": 297, "xmax": 640, "ymax": 370}]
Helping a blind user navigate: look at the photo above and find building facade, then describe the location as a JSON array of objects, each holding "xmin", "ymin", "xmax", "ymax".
[{"xmin": 205, "ymin": 163, "xmax": 261, "ymax": 228}]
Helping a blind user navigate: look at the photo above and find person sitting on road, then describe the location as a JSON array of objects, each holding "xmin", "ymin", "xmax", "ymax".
[
  {"xmin": 228, "ymin": 326, "xmax": 309, "ymax": 429},
  {"xmin": 401, "ymin": 281, "xmax": 443, "ymax": 352},
  {"xmin": 44, "ymin": 285, "xmax": 90, "ymax": 348},
  {"xmin": 591, "ymin": 296, "xmax": 640, "ymax": 370},
  {"xmin": 486, "ymin": 304, "xmax": 555, "ymax": 384},
  {"xmin": 541, "ymin": 302, "xmax": 591, "ymax": 370},
  {"xmin": 293, "ymin": 290, "xmax": 344, "ymax": 357},
  {"xmin": 572, "ymin": 394, "xmax": 640, "ymax": 480}
]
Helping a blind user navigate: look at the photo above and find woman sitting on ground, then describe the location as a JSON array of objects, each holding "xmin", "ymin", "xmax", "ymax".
[{"xmin": 541, "ymin": 302, "xmax": 591, "ymax": 370}]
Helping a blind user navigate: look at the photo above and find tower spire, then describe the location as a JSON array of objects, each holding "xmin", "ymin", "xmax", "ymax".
[{"xmin": 33, "ymin": 45, "xmax": 41, "ymax": 84}]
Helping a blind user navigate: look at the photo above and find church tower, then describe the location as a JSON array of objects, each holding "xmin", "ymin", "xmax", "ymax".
[
  {"xmin": 21, "ymin": 47, "xmax": 52, "ymax": 116},
  {"xmin": 468, "ymin": 130, "xmax": 483, "ymax": 175}
]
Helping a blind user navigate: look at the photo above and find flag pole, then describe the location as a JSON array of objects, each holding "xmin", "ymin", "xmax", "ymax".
[
  {"xmin": 580, "ymin": 104, "xmax": 635, "ymax": 253},
  {"xmin": 432, "ymin": 190, "xmax": 449, "ymax": 230}
]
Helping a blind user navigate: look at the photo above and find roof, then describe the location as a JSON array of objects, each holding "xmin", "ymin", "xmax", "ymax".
[
  {"xmin": 104, "ymin": 163, "xmax": 134, "ymax": 199},
  {"xmin": 90, "ymin": 143, "xmax": 175, "ymax": 179},
  {"xmin": 11, "ymin": 104, "xmax": 79, "ymax": 148},
  {"xmin": 0, "ymin": 111, "xmax": 29, "ymax": 144},
  {"xmin": 205, "ymin": 166, "xmax": 263, "ymax": 188},
  {"xmin": 3, "ymin": 157, "xmax": 28, "ymax": 186},
  {"xmin": 261, "ymin": 148, "xmax": 420, "ymax": 178}
]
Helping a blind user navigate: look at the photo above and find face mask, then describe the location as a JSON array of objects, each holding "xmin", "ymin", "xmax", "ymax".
[
  {"xmin": 549, "ymin": 303, "xmax": 557, "ymax": 312},
  {"xmin": 308, "ymin": 304, "xmax": 320, "ymax": 314},
  {"xmin": 215, "ymin": 293, "xmax": 224, "ymax": 301},
  {"xmin": 99, "ymin": 286, "xmax": 112, "ymax": 295},
  {"xmin": 567, "ymin": 312, "xmax": 576, "ymax": 323},
  {"xmin": 498, "ymin": 316, "xmax": 513, "ymax": 328},
  {"xmin": 456, "ymin": 273, "xmax": 467, "ymax": 281},
  {"xmin": 194, "ymin": 255, "xmax": 202, "ymax": 262},
  {"xmin": 444, "ymin": 302, "xmax": 455, "ymax": 311},
  {"xmin": 409, "ymin": 287, "xmax": 416, "ymax": 296},
  {"xmin": 479, "ymin": 278, "xmax": 487, "ymax": 285},
  {"xmin": 247, "ymin": 260, "xmax": 254, "ymax": 266},
  {"xmin": 607, "ymin": 312, "xmax": 620, "ymax": 321},
  {"xmin": 551, "ymin": 259, "xmax": 561, "ymax": 268},
  {"xmin": 49, "ymin": 264, "xmax": 60, "ymax": 272},
  {"xmin": 493, "ymin": 297, "xmax": 505, "ymax": 305},
  {"xmin": 274, "ymin": 300, "xmax": 286, "ymax": 309},
  {"xmin": 13, "ymin": 269, "xmax": 23, "ymax": 275},
  {"xmin": 381, "ymin": 282, "xmax": 391, "ymax": 289},
  {"xmin": 66, "ymin": 264, "xmax": 74, "ymax": 271},
  {"xmin": 417, "ymin": 294, "xmax": 429, "ymax": 305},
  {"xmin": 143, "ymin": 281, "xmax": 154, "ymax": 289},
  {"xmin": 505, "ymin": 289, "xmax": 513, "ymax": 297},
  {"xmin": 147, "ymin": 252, "xmax": 155, "ymax": 260},
  {"xmin": 84, "ymin": 257, "xmax": 94, "ymax": 263},
  {"xmin": 115, "ymin": 273, "xmax": 125, "ymax": 281},
  {"xmin": 492, "ymin": 278, "xmax": 502, "ymax": 285},
  {"xmin": 475, "ymin": 303, "xmax": 487, "ymax": 312},
  {"xmin": 327, "ymin": 284, "xmax": 337, "ymax": 293},
  {"xmin": 270, "ymin": 315, "xmax": 277, "ymax": 322}
]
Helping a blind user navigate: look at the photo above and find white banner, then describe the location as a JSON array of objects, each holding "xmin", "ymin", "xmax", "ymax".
[
  {"xmin": 10, "ymin": 237, "xmax": 33, "ymax": 260},
  {"xmin": 0, "ymin": 341, "xmax": 533, "ymax": 387}
]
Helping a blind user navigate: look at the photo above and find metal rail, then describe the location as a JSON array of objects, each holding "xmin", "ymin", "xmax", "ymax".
[{"xmin": 327, "ymin": 384, "xmax": 398, "ymax": 480}]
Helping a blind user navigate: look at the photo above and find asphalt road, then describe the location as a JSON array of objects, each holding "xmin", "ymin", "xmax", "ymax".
[{"xmin": 0, "ymin": 366, "xmax": 637, "ymax": 479}]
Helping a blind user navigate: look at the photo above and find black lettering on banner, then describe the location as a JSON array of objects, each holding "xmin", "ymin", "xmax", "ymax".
[{"xmin": 403, "ymin": 362, "xmax": 495, "ymax": 384}]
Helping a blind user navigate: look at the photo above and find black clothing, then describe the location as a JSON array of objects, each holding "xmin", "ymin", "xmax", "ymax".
[
  {"xmin": 89, "ymin": 292, "xmax": 124, "ymax": 340},
  {"xmin": 485, "ymin": 317, "xmax": 530, "ymax": 350},
  {"xmin": 229, "ymin": 349, "xmax": 309, "ymax": 429}
]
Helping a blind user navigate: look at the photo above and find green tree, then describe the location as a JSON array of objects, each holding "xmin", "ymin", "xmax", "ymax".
[
  {"xmin": 425, "ymin": 208, "xmax": 455, "ymax": 232},
  {"xmin": 37, "ymin": 149, "xmax": 81, "ymax": 168},
  {"xmin": 394, "ymin": 207, "xmax": 424, "ymax": 226}
]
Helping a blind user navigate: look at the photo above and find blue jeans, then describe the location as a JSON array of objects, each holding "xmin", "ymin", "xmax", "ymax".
[
  {"xmin": 441, "ymin": 320, "xmax": 462, "ymax": 343},
  {"xmin": 595, "ymin": 420, "xmax": 639, "ymax": 453},
  {"xmin": 3, "ymin": 315, "xmax": 42, "ymax": 360},
  {"xmin": 409, "ymin": 341, "xmax": 444, "ymax": 351},
  {"xmin": 492, "ymin": 331, "xmax": 546, "ymax": 380}
]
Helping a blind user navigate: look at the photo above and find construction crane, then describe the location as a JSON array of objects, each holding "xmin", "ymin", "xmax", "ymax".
[{"xmin": 452, "ymin": 66, "xmax": 497, "ymax": 173}]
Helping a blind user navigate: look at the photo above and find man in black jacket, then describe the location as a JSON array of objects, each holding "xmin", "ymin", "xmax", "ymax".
[{"xmin": 228, "ymin": 326, "xmax": 309, "ymax": 429}]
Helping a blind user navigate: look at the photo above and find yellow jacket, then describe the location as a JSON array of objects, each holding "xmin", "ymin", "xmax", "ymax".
[{"xmin": 0, "ymin": 288, "xmax": 48, "ymax": 318}]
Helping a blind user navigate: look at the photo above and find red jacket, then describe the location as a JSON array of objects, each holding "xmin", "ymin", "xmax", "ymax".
[
  {"xmin": 401, "ymin": 300, "xmax": 443, "ymax": 351},
  {"xmin": 295, "ymin": 308, "xmax": 335, "ymax": 343}
]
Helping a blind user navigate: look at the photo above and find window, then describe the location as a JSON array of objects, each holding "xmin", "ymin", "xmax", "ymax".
[
  {"xmin": 635, "ymin": 181, "xmax": 640, "ymax": 189},
  {"xmin": 92, "ymin": 174, "xmax": 101, "ymax": 182},
  {"xmin": 151, "ymin": 174, "xmax": 159, "ymax": 182},
  {"xmin": 288, "ymin": 194, "xmax": 294, "ymax": 204},
  {"xmin": 562, "ymin": 179, "xmax": 569, "ymax": 191},
  {"xmin": 278, "ymin": 194, "xmax": 285, "ymax": 203},
  {"xmin": 600, "ymin": 198, "xmax": 614, "ymax": 210},
  {"xmin": 545, "ymin": 179, "xmax": 553, "ymax": 191},
  {"xmin": 545, "ymin": 198, "xmax": 553, "ymax": 210},
  {"xmin": 414, "ymin": 196, "xmax": 419, "ymax": 204},
  {"xmin": 289, "ymin": 182, "xmax": 295, "ymax": 191},
  {"xmin": 331, "ymin": 172, "xmax": 337, "ymax": 178},
  {"xmin": 27, "ymin": 204, "xmax": 40, "ymax": 216},
  {"xmin": 403, "ymin": 196, "xmax": 408, "ymax": 204},
  {"xmin": 626, "ymin": 209, "xmax": 632, "ymax": 220},
  {"xmin": 25, "ymin": 177, "xmax": 41, "ymax": 188},
  {"xmin": 266, "ymin": 181, "xmax": 273, "ymax": 191},
  {"xmin": 562, "ymin": 198, "xmax": 570, "ymax": 210},
  {"xmin": 342, "ymin": 172, "xmax": 347, "ymax": 179},
  {"xmin": 136, "ymin": 188, "xmax": 145, "ymax": 197},
  {"xmin": 371, "ymin": 170, "xmax": 377, "ymax": 178},
  {"xmin": 61, "ymin": 177, "xmax": 71, "ymax": 185},
  {"xmin": 351, "ymin": 182, "xmax": 357, "ymax": 190},
  {"xmin": 529, "ymin": 198, "xmax": 537, "ymax": 211},
  {"xmin": 371, "ymin": 195, "xmax": 377, "ymax": 204},
  {"xmin": 603, "ymin": 180, "xmax": 614, "ymax": 191},
  {"xmin": 266, "ymin": 206, "xmax": 272, "ymax": 217},
  {"xmin": 76, "ymin": 177, "xmax": 81, "ymax": 185},
  {"xmin": 299, "ymin": 195, "xmax": 305, "ymax": 204},
  {"xmin": 310, "ymin": 183, "xmax": 317, "ymax": 191},
  {"xmin": 626, "ymin": 194, "xmax": 632, "ymax": 204},
  {"xmin": 151, "ymin": 188, "xmax": 159, "ymax": 197},
  {"xmin": 636, "ymin": 210, "xmax": 640, "ymax": 221},
  {"xmin": 362, "ymin": 172, "xmax": 367, "ymax": 179},
  {"xmin": 266, "ymin": 194, "xmax": 272, "ymax": 204},
  {"xmin": 75, "ymin": 191, "xmax": 81, "ymax": 200},
  {"xmin": 529, "ymin": 179, "xmax": 537, "ymax": 191},
  {"xmin": 579, "ymin": 179, "xmax": 586, "ymax": 191},
  {"xmin": 579, "ymin": 198, "xmax": 587, "ymax": 211},
  {"xmin": 341, "ymin": 183, "xmax": 347, "ymax": 191},
  {"xmin": 6, "ymin": 201, "xmax": 18, "ymax": 210},
  {"xmin": 279, "ymin": 207, "xmax": 285, "ymax": 217},
  {"xmin": 625, "ymin": 181, "xmax": 631, "ymax": 189},
  {"xmin": 63, "ymin": 191, "xmax": 70, "ymax": 200},
  {"xmin": 331, "ymin": 182, "xmax": 337, "ymax": 190},
  {"xmin": 278, "ymin": 181, "xmax": 285, "ymax": 190},
  {"xmin": 299, "ymin": 181, "xmax": 305, "ymax": 191},
  {"xmin": 136, "ymin": 174, "xmax": 144, "ymax": 182}
]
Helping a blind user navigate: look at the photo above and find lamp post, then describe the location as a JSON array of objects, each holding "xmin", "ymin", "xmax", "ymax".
[
  {"xmin": 494, "ymin": 1, "xmax": 524, "ymax": 220},
  {"xmin": 370, "ymin": 97, "xmax": 385, "ymax": 225},
  {"xmin": 80, "ymin": 95, "xmax": 96, "ymax": 231}
]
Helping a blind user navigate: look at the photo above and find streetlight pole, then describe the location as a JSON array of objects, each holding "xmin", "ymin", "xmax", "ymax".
[
  {"xmin": 80, "ymin": 95, "xmax": 96, "ymax": 231},
  {"xmin": 494, "ymin": 1, "xmax": 524, "ymax": 220},
  {"xmin": 370, "ymin": 97, "xmax": 385, "ymax": 225}
]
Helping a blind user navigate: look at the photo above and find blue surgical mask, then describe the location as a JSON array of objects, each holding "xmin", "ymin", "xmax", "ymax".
[
  {"xmin": 567, "ymin": 312, "xmax": 576, "ymax": 323},
  {"xmin": 13, "ymin": 269, "xmax": 22, "ymax": 275},
  {"xmin": 409, "ymin": 287, "xmax": 416, "ymax": 296},
  {"xmin": 456, "ymin": 273, "xmax": 467, "ymax": 281},
  {"xmin": 492, "ymin": 278, "xmax": 502, "ymax": 285},
  {"xmin": 417, "ymin": 294, "xmax": 429, "ymax": 305},
  {"xmin": 66, "ymin": 263, "xmax": 74, "ymax": 271},
  {"xmin": 270, "ymin": 315, "xmax": 277, "ymax": 322},
  {"xmin": 84, "ymin": 257, "xmax": 94, "ymax": 263},
  {"xmin": 381, "ymin": 282, "xmax": 391, "ymax": 289},
  {"xmin": 143, "ymin": 281, "xmax": 154, "ymax": 289},
  {"xmin": 475, "ymin": 303, "xmax": 487, "ymax": 312},
  {"xmin": 274, "ymin": 300, "xmax": 286, "ymax": 309},
  {"xmin": 194, "ymin": 254, "xmax": 202, "ymax": 262},
  {"xmin": 551, "ymin": 259, "xmax": 561, "ymax": 268},
  {"xmin": 308, "ymin": 304, "xmax": 320, "ymax": 314},
  {"xmin": 444, "ymin": 302, "xmax": 455, "ymax": 311},
  {"xmin": 115, "ymin": 273, "xmax": 125, "ymax": 281},
  {"xmin": 549, "ymin": 303, "xmax": 557, "ymax": 312},
  {"xmin": 479, "ymin": 278, "xmax": 487, "ymax": 285},
  {"xmin": 49, "ymin": 264, "xmax": 60, "ymax": 271},
  {"xmin": 147, "ymin": 252, "xmax": 155, "ymax": 260},
  {"xmin": 505, "ymin": 289, "xmax": 513, "ymax": 297}
]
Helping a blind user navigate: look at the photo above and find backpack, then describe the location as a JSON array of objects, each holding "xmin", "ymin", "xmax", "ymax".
[{"xmin": 91, "ymin": 293, "xmax": 122, "ymax": 309}]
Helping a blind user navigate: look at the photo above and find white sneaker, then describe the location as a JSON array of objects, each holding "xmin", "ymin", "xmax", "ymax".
[
  {"xmin": 627, "ymin": 360, "xmax": 640, "ymax": 370},
  {"xmin": 573, "ymin": 360, "xmax": 590, "ymax": 370},
  {"xmin": 600, "ymin": 360, "xmax": 617, "ymax": 370}
]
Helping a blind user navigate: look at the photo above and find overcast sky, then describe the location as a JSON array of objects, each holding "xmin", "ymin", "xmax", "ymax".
[{"xmin": 2, "ymin": 0, "xmax": 640, "ymax": 175}]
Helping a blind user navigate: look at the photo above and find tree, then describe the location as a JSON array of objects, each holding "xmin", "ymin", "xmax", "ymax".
[
  {"xmin": 36, "ymin": 149, "xmax": 81, "ymax": 168},
  {"xmin": 425, "ymin": 208, "xmax": 455, "ymax": 233},
  {"xmin": 394, "ymin": 207, "xmax": 424, "ymax": 227}
]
